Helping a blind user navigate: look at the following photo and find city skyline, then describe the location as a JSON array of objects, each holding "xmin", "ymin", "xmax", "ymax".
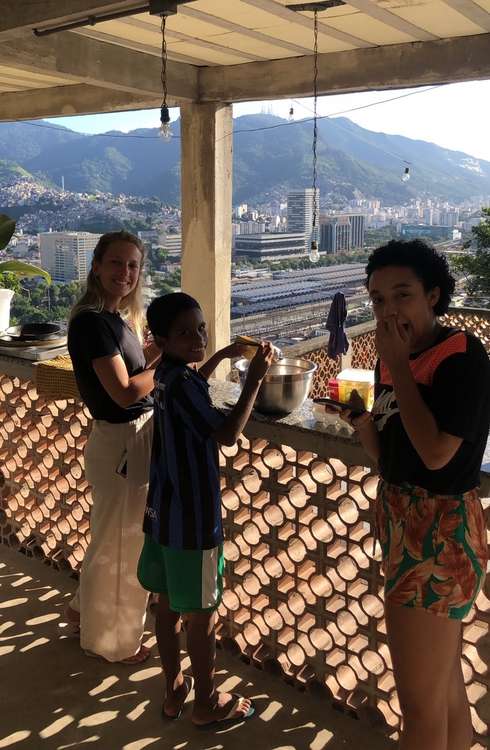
[{"xmin": 44, "ymin": 80, "xmax": 490, "ymax": 163}]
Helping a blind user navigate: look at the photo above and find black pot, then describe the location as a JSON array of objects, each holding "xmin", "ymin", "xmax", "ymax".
[{"xmin": 5, "ymin": 323, "xmax": 63, "ymax": 341}]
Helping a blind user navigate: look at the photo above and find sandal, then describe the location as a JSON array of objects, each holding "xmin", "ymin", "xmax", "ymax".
[
  {"xmin": 162, "ymin": 675, "xmax": 194, "ymax": 720},
  {"xmin": 64, "ymin": 605, "xmax": 81, "ymax": 637},
  {"xmin": 120, "ymin": 645, "xmax": 152, "ymax": 665},
  {"xmin": 193, "ymin": 694, "xmax": 255, "ymax": 729},
  {"xmin": 84, "ymin": 644, "xmax": 152, "ymax": 664}
]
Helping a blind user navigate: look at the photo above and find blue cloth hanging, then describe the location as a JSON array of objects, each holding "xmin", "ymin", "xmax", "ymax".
[{"xmin": 326, "ymin": 291, "xmax": 349, "ymax": 358}]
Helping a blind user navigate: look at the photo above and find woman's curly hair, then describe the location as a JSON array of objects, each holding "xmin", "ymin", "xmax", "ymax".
[{"xmin": 365, "ymin": 239, "xmax": 456, "ymax": 316}]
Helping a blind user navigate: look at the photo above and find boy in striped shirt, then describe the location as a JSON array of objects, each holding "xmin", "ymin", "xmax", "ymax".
[{"xmin": 138, "ymin": 292, "xmax": 273, "ymax": 727}]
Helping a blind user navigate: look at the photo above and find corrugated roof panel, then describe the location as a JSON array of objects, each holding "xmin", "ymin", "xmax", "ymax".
[
  {"xmin": 231, "ymin": 285, "xmax": 362, "ymax": 316},
  {"xmin": 390, "ymin": 1, "xmax": 485, "ymax": 36},
  {"xmin": 98, "ymin": 19, "xmax": 161, "ymax": 47},
  {"xmin": 473, "ymin": 0, "xmax": 490, "ymax": 10},
  {"xmin": 253, "ymin": 22, "xmax": 359, "ymax": 50},
  {"xmin": 89, "ymin": 17, "xmax": 266, "ymax": 64},
  {"xmin": 323, "ymin": 12, "xmax": 414, "ymax": 44},
  {"xmin": 200, "ymin": 30, "xmax": 304, "ymax": 59},
  {"xmin": 89, "ymin": 18, "xmax": 259, "ymax": 64},
  {"xmin": 192, "ymin": 0, "xmax": 295, "ymax": 28},
  {"xmin": 166, "ymin": 39, "xmax": 255, "ymax": 64}
]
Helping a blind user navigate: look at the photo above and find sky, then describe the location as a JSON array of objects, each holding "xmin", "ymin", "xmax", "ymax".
[{"xmin": 45, "ymin": 79, "xmax": 490, "ymax": 162}]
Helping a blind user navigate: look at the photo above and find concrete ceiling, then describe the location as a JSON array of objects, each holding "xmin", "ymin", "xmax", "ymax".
[
  {"xmin": 0, "ymin": 0, "xmax": 489, "ymax": 118},
  {"xmin": 73, "ymin": 0, "xmax": 490, "ymax": 65}
]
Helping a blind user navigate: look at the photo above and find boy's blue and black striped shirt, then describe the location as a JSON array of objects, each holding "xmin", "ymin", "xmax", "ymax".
[{"xmin": 143, "ymin": 359, "xmax": 226, "ymax": 550}]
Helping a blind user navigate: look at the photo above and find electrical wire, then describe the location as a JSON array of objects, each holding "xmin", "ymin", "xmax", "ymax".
[
  {"xmin": 1, "ymin": 84, "xmax": 444, "ymax": 142},
  {"xmin": 5, "ymin": 119, "xmax": 159, "ymax": 139},
  {"xmin": 291, "ymin": 97, "xmax": 412, "ymax": 166},
  {"xmin": 228, "ymin": 85, "xmax": 441, "ymax": 139},
  {"xmin": 160, "ymin": 16, "xmax": 168, "ymax": 111},
  {"xmin": 311, "ymin": 10, "xmax": 319, "ymax": 234}
]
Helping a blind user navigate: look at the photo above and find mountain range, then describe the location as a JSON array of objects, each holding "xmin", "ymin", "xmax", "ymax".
[{"xmin": 0, "ymin": 114, "xmax": 490, "ymax": 205}]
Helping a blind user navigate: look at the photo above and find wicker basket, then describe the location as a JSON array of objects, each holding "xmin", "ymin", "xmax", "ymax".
[{"xmin": 36, "ymin": 355, "xmax": 80, "ymax": 400}]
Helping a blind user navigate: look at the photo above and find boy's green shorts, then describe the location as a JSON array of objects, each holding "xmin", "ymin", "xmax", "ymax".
[{"xmin": 137, "ymin": 534, "xmax": 224, "ymax": 613}]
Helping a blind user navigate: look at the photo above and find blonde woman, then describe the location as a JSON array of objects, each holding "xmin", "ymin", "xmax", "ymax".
[{"xmin": 65, "ymin": 231, "xmax": 160, "ymax": 664}]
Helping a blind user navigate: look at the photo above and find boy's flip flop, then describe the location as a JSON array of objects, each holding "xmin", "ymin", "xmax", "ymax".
[
  {"xmin": 193, "ymin": 694, "xmax": 255, "ymax": 729},
  {"xmin": 161, "ymin": 675, "xmax": 194, "ymax": 720}
]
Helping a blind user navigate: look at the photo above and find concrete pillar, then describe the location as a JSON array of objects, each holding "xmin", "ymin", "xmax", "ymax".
[{"xmin": 180, "ymin": 101, "xmax": 233, "ymax": 379}]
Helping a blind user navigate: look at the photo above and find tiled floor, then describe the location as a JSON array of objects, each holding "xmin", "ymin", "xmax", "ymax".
[{"xmin": 0, "ymin": 544, "xmax": 394, "ymax": 750}]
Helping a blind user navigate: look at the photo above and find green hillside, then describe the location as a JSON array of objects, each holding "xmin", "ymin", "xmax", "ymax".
[{"xmin": 0, "ymin": 115, "xmax": 489, "ymax": 205}]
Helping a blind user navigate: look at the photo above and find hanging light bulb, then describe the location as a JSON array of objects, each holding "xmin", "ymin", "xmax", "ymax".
[
  {"xmin": 160, "ymin": 104, "xmax": 171, "ymax": 140},
  {"xmin": 308, "ymin": 12, "xmax": 320, "ymax": 265},
  {"xmin": 401, "ymin": 166, "xmax": 410, "ymax": 182},
  {"xmin": 158, "ymin": 16, "xmax": 171, "ymax": 141},
  {"xmin": 309, "ymin": 239, "xmax": 320, "ymax": 263},
  {"xmin": 288, "ymin": 105, "xmax": 294, "ymax": 121}
]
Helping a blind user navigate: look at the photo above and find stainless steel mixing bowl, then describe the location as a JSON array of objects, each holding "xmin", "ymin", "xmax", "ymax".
[{"xmin": 234, "ymin": 357, "xmax": 317, "ymax": 415}]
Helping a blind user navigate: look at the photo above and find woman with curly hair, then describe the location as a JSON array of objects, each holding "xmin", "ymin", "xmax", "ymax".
[{"xmin": 337, "ymin": 240, "xmax": 489, "ymax": 750}]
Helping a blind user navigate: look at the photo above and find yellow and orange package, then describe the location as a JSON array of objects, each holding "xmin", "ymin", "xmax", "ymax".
[{"xmin": 329, "ymin": 368, "xmax": 374, "ymax": 410}]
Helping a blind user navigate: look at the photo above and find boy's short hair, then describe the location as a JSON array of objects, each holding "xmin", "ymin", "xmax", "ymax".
[
  {"xmin": 365, "ymin": 239, "xmax": 456, "ymax": 316},
  {"xmin": 147, "ymin": 292, "xmax": 201, "ymax": 337}
]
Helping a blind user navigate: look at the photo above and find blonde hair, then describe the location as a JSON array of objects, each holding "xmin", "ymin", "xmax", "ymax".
[{"xmin": 70, "ymin": 231, "xmax": 146, "ymax": 340}]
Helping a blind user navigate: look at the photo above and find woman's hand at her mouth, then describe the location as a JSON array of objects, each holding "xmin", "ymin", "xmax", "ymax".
[{"xmin": 375, "ymin": 314, "xmax": 411, "ymax": 372}]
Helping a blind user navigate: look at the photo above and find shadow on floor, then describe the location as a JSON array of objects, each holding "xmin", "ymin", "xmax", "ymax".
[{"xmin": 0, "ymin": 545, "xmax": 395, "ymax": 750}]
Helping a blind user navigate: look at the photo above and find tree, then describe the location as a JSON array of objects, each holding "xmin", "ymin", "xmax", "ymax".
[
  {"xmin": 154, "ymin": 279, "xmax": 177, "ymax": 295},
  {"xmin": 9, "ymin": 278, "xmax": 84, "ymax": 325},
  {"xmin": 0, "ymin": 272, "xmax": 20, "ymax": 293},
  {"xmin": 0, "ymin": 214, "xmax": 51, "ymax": 284},
  {"xmin": 453, "ymin": 207, "xmax": 490, "ymax": 297},
  {"xmin": 157, "ymin": 248, "xmax": 168, "ymax": 265},
  {"xmin": 364, "ymin": 225, "xmax": 399, "ymax": 247},
  {"xmin": 147, "ymin": 246, "xmax": 168, "ymax": 271}
]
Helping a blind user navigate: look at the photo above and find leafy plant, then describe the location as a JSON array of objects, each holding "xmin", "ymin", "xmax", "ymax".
[
  {"xmin": 0, "ymin": 214, "xmax": 51, "ymax": 285},
  {"xmin": 0, "ymin": 213, "xmax": 15, "ymax": 249},
  {"xmin": 453, "ymin": 207, "xmax": 490, "ymax": 297}
]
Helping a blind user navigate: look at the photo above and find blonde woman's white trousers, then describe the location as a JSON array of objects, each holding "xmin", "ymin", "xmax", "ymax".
[{"xmin": 70, "ymin": 410, "xmax": 153, "ymax": 662}]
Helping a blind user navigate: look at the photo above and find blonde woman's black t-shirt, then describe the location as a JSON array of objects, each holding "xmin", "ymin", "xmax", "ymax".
[
  {"xmin": 68, "ymin": 310, "xmax": 153, "ymax": 423},
  {"xmin": 373, "ymin": 327, "xmax": 490, "ymax": 494}
]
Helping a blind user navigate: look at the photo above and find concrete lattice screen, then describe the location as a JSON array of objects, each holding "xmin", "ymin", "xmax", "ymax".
[
  {"xmin": 0, "ymin": 312, "xmax": 489, "ymax": 745},
  {"xmin": 301, "ymin": 329, "xmax": 377, "ymax": 399},
  {"xmin": 441, "ymin": 308, "xmax": 490, "ymax": 352},
  {"xmin": 0, "ymin": 388, "xmax": 91, "ymax": 570},
  {"xmin": 302, "ymin": 307, "xmax": 490, "ymax": 399}
]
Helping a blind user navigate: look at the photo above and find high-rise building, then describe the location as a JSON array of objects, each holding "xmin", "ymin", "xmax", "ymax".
[
  {"xmin": 348, "ymin": 214, "xmax": 365, "ymax": 248},
  {"xmin": 287, "ymin": 189, "xmax": 320, "ymax": 251},
  {"xmin": 319, "ymin": 214, "xmax": 365, "ymax": 254},
  {"xmin": 39, "ymin": 231, "xmax": 100, "ymax": 283},
  {"xmin": 320, "ymin": 216, "xmax": 351, "ymax": 254},
  {"xmin": 440, "ymin": 210, "xmax": 459, "ymax": 227},
  {"xmin": 163, "ymin": 233, "xmax": 182, "ymax": 257}
]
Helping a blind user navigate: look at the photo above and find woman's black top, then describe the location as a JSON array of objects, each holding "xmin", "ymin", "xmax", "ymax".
[{"xmin": 68, "ymin": 309, "xmax": 153, "ymax": 424}]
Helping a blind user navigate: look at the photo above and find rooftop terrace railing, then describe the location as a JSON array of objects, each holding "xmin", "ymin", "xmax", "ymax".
[{"xmin": 284, "ymin": 305, "xmax": 490, "ymax": 399}]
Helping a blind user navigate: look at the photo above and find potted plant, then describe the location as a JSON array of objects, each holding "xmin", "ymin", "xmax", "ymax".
[{"xmin": 0, "ymin": 214, "xmax": 51, "ymax": 331}]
